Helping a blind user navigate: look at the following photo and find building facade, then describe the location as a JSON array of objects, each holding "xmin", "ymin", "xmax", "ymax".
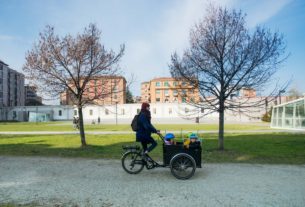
[
  {"xmin": 25, "ymin": 85, "xmax": 42, "ymax": 106},
  {"xmin": 0, "ymin": 60, "xmax": 25, "ymax": 120},
  {"xmin": 60, "ymin": 76, "xmax": 127, "ymax": 105},
  {"xmin": 9, "ymin": 101, "xmax": 265, "ymax": 123},
  {"xmin": 141, "ymin": 77, "xmax": 201, "ymax": 103}
]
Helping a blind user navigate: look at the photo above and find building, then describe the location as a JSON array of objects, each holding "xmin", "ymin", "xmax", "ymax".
[
  {"xmin": 229, "ymin": 87, "xmax": 256, "ymax": 99},
  {"xmin": 141, "ymin": 81, "xmax": 150, "ymax": 102},
  {"xmin": 0, "ymin": 59, "xmax": 25, "ymax": 121},
  {"xmin": 9, "ymin": 100, "xmax": 267, "ymax": 123},
  {"xmin": 60, "ymin": 76, "xmax": 126, "ymax": 106},
  {"xmin": 271, "ymin": 95, "xmax": 305, "ymax": 130},
  {"xmin": 239, "ymin": 88, "xmax": 256, "ymax": 98},
  {"xmin": 141, "ymin": 77, "xmax": 201, "ymax": 103},
  {"xmin": 25, "ymin": 85, "xmax": 42, "ymax": 106}
]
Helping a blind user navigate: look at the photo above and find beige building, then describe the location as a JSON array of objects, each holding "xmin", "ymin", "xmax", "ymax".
[
  {"xmin": 60, "ymin": 76, "xmax": 126, "ymax": 105},
  {"xmin": 141, "ymin": 77, "xmax": 200, "ymax": 103},
  {"xmin": 239, "ymin": 88, "xmax": 256, "ymax": 98}
]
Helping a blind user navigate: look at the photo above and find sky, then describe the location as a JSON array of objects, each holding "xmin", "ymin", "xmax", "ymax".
[{"xmin": 0, "ymin": 0, "xmax": 304, "ymax": 104}]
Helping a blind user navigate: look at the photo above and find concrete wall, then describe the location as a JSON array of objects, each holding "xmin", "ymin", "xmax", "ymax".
[{"xmin": 6, "ymin": 102, "xmax": 265, "ymax": 124}]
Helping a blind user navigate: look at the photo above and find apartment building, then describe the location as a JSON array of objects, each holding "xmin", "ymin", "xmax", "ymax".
[
  {"xmin": 141, "ymin": 77, "xmax": 200, "ymax": 103},
  {"xmin": 60, "ymin": 76, "xmax": 126, "ymax": 105},
  {"xmin": 25, "ymin": 85, "xmax": 42, "ymax": 105},
  {"xmin": 0, "ymin": 59, "xmax": 25, "ymax": 107}
]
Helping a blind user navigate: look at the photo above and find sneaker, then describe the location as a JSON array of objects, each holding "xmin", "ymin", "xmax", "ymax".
[{"xmin": 141, "ymin": 152, "xmax": 153, "ymax": 162}]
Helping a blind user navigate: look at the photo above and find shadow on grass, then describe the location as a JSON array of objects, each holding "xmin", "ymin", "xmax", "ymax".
[
  {"xmin": 0, "ymin": 141, "xmax": 139, "ymax": 159},
  {"xmin": 0, "ymin": 133, "xmax": 304, "ymax": 164},
  {"xmin": 202, "ymin": 133, "xmax": 305, "ymax": 164}
]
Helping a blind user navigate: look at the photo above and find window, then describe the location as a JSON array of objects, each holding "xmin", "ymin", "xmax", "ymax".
[
  {"xmin": 182, "ymin": 97, "xmax": 186, "ymax": 103},
  {"xmin": 182, "ymin": 81, "xmax": 187, "ymax": 86},
  {"xmin": 155, "ymin": 82, "xmax": 161, "ymax": 87},
  {"xmin": 164, "ymin": 90, "xmax": 169, "ymax": 96},
  {"xmin": 164, "ymin": 81, "xmax": 169, "ymax": 87},
  {"xmin": 156, "ymin": 90, "xmax": 161, "ymax": 94},
  {"xmin": 74, "ymin": 110, "xmax": 78, "ymax": 116},
  {"xmin": 173, "ymin": 90, "xmax": 178, "ymax": 96},
  {"xmin": 90, "ymin": 109, "xmax": 93, "ymax": 116},
  {"xmin": 114, "ymin": 95, "xmax": 117, "ymax": 99},
  {"xmin": 94, "ymin": 80, "xmax": 98, "ymax": 95},
  {"xmin": 58, "ymin": 110, "xmax": 62, "ymax": 116},
  {"xmin": 105, "ymin": 109, "xmax": 109, "ymax": 115},
  {"xmin": 156, "ymin": 98, "xmax": 160, "ymax": 102},
  {"xmin": 173, "ymin": 81, "xmax": 178, "ymax": 86}
]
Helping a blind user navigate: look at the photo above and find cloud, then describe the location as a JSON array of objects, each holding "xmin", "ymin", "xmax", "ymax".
[
  {"xmin": 235, "ymin": 0, "xmax": 293, "ymax": 27},
  {"xmin": 0, "ymin": 35, "xmax": 15, "ymax": 41}
]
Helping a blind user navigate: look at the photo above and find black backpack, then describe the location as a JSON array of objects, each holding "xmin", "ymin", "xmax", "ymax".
[{"xmin": 131, "ymin": 113, "xmax": 140, "ymax": 131}]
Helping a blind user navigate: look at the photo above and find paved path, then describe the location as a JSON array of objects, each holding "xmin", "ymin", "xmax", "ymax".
[
  {"xmin": 1, "ymin": 129, "xmax": 303, "ymax": 135},
  {"xmin": 0, "ymin": 156, "xmax": 305, "ymax": 207}
]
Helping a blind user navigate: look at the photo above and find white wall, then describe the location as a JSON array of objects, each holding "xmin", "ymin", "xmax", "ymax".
[{"xmin": 6, "ymin": 102, "xmax": 265, "ymax": 123}]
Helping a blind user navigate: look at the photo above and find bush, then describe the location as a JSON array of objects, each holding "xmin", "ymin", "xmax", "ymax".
[{"xmin": 261, "ymin": 112, "xmax": 271, "ymax": 122}]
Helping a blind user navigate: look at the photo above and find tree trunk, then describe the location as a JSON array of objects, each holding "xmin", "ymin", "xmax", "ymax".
[
  {"xmin": 78, "ymin": 106, "xmax": 87, "ymax": 147},
  {"xmin": 218, "ymin": 102, "xmax": 225, "ymax": 150}
]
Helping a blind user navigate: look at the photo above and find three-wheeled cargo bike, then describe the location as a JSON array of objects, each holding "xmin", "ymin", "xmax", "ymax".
[{"xmin": 121, "ymin": 134, "xmax": 202, "ymax": 179}]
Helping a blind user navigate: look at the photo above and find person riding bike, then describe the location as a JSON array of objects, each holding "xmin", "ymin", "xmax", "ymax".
[{"xmin": 136, "ymin": 102, "xmax": 160, "ymax": 159}]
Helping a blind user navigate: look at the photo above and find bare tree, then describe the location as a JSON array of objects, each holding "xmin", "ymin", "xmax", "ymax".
[
  {"xmin": 23, "ymin": 24, "xmax": 124, "ymax": 147},
  {"xmin": 287, "ymin": 88, "xmax": 302, "ymax": 101},
  {"xmin": 170, "ymin": 7, "xmax": 287, "ymax": 150}
]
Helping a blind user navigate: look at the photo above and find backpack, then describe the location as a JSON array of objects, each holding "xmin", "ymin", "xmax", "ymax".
[{"xmin": 131, "ymin": 113, "xmax": 140, "ymax": 131}]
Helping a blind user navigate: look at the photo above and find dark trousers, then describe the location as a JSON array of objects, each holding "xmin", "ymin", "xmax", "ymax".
[{"xmin": 141, "ymin": 137, "xmax": 157, "ymax": 153}]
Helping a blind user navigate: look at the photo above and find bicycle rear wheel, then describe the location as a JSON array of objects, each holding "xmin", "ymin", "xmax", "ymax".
[{"xmin": 121, "ymin": 151, "xmax": 144, "ymax": 174}]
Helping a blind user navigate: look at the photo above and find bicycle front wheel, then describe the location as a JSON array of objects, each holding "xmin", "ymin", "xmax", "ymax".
[
  {"xmin": 121, "ymin": 151, "xmax": 144, "ymax": 174},
  {"xmin": 170, "ymin": 153, "xmax": 196, "ymax": 180}
]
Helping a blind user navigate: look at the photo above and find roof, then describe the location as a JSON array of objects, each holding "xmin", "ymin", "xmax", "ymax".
[
  {"xmin": 150, "ymin": 77, "xmax": 177, "ymax": 81},
  {"xmin": 0, "ymin": 59, "xmax": 9, "ymax": 66}
]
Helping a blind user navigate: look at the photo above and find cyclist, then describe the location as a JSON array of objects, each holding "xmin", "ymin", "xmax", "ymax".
[{"xmin": 136, "ymin": 102, "xmax": 160, "ymax": 159}]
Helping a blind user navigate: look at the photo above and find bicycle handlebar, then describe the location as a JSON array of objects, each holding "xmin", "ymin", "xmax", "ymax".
[{"xmin": 157, "ymin": 132, "xmax": 165, "ymax": 143}]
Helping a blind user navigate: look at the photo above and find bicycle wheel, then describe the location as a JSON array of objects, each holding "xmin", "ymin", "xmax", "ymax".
[
  {"xmin": 121, "ymin": 151, "xmax": 144, "ymax": 174},
  {"xmin": 170, "ymin": 153, "xmax": 196, "ymax": 180}
]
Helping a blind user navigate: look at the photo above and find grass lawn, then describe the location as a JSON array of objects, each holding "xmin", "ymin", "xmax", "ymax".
[
  {"xmin": 0, "ymin": 133, "xmax": 304, "ymax": 164},
  {"xmin": 0, "ymin": 121, "xmax": 270, "ymax": 131}
]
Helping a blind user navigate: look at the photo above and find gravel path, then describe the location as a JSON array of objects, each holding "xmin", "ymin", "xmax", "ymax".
[{"xmin": 0, "ymin": 156, "xmax": 305, "ymax": 207}]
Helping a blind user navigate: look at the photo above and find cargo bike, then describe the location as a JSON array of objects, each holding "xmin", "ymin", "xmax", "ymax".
[{"xmin": 121, "ymin": 134, "xmax": 202, "ymax": 180}]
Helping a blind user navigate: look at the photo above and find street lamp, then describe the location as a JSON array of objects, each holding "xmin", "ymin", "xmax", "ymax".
[
  {"xmin": 115, "ymin": 101, "xmax": 118, "ymax": 125},
  {"xmin": 279, "ymin": 90, "xmax": 286, "ymax": 104}
]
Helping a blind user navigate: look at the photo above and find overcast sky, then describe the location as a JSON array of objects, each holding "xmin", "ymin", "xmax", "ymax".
[{"xmin": 0, "ymin": 0, "xmax": 304, "ymax": 104}]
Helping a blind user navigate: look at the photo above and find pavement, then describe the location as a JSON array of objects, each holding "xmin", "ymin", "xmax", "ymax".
[{"xmin": 0, "ymin": 156, "xmax": 305, "ymax": 207}]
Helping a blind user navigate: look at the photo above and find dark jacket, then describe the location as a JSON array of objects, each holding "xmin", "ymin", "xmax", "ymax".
[{"xmin": 136, "ymin": 112, "xmax": 157, "ymax": 142}]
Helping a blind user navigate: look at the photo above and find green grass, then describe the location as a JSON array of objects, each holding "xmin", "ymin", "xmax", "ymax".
[
  {"xmin": 0, "ymin": 121, "xmax": 270, "ymax": 131},
  {"xmin": 0, "ymin": 133, "xmax": 304, "ymax": 164}
]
